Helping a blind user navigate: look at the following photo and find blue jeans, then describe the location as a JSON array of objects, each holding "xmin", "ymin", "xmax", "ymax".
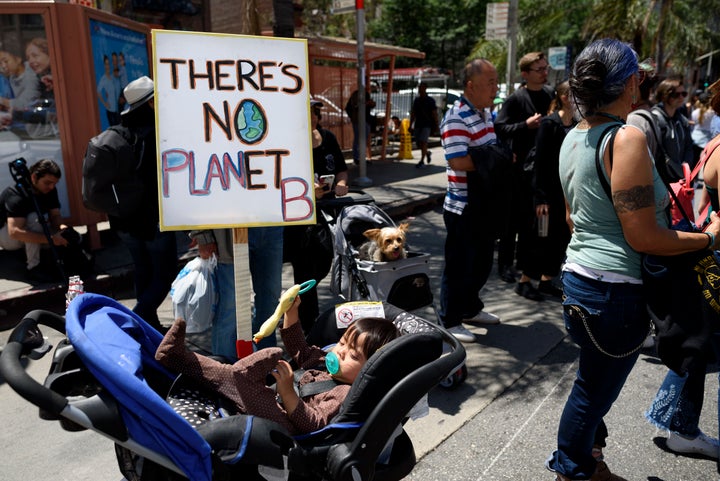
[
  {"xmin": 249, "ymin": 226, "xmax": 283, "ymax": 350},
  {"xmin": 439, "ymin": 208, "xmax": 495, "ymax": 328},
  {"xmin": 212, "ymin": 227, "xmax": 283, "ymax": 359},
  {"xmin": 548, "ymin": 271, "xmax": 650, "ymax": 479},
  {"xmin": 118, "ymin": 227, "xmax": 178, "ymax": 332}
]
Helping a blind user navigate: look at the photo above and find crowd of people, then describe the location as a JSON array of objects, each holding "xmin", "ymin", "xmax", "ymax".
[
  {"xmin": 436, "ymin": 41, "xmax": 720, "ymax": 480},
  {"xmin": 3, "ymin": 32, "xmax": 720, "ymax": 481}
]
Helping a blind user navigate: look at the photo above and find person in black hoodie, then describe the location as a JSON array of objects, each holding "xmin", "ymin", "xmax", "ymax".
[{"xmin": 111, "ymin": 76, "xmax": 177, "ymax": 332}]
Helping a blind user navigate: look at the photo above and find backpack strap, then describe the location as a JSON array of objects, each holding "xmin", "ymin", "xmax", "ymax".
[
  {"xmin": 695, "ymin": 137, "xmax": 720, "ymax": 225},
  {"xmin": 109, "ymin": 125, "xmax": 144, "ymax": 170},
  {"xmin": 277, "ymin": 368, "xmax": 340, "ymax": 400},
  {"xmin": 594, "ymin": 124, "xmax": 622, "ymax": 201}
]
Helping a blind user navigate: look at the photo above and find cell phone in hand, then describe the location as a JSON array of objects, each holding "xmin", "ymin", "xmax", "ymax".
[{"xmin": 320, "ymin": 174, "xmax": 335, "ymax": 191}]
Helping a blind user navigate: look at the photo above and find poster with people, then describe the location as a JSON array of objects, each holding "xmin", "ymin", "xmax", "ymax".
[
  {"xmin": 153, "ymin": 30, "xmax": 315, "ymax": 229},
  {"xmin": 0, "ymin": 14, "xmax": 70, "ymax": 217},
  {"xmin": 89, "ymin": 18, "xmax": 149, "ymax": 131}
]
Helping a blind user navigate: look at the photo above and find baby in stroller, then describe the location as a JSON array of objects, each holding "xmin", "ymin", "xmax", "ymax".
[{"xmin": 155, "ymin": 296, "xmax": 399, "ymax": 435}]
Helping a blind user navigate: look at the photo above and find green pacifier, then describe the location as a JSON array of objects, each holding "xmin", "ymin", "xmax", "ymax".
[{"xmin": 325, "ymin": 351, "xmax": 340, "ymax": 375}]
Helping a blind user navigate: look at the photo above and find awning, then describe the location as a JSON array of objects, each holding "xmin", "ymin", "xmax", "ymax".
[{"xmin": 306, "ymin": 35, "xmax": 425, "ymax": 63}]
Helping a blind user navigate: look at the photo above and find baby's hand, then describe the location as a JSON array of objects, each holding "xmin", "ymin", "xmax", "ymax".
[{"xmin": 272, "ymin": 360, "xmax": 294, "ymax": 393}]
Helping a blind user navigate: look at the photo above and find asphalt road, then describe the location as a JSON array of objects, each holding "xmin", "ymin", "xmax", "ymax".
[{"xmin": 1, "ymin": 204, "xmax": 718, "ymax": 481}]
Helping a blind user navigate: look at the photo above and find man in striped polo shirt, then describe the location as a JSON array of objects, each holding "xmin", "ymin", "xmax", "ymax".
[{"xmin": 439, "ymin": 58, "xmax": 502, "ymax": 343}]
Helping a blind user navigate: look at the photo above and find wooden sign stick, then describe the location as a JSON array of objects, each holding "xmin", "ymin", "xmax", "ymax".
[{"xmin": 232, "ymin": 227, "xmax": 254, "ymax": 358}]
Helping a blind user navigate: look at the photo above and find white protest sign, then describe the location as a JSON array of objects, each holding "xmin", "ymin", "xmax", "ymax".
[{"xmin": 153, "ymin": 30, "xmax": 315, "ymax": 230}]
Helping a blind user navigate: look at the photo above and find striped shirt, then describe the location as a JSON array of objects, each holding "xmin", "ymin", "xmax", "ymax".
[{"xmin": 440, "ymin": 95, "xmax": 496, "ymax": 214}]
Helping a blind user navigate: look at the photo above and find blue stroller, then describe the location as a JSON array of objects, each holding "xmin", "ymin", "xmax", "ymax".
[{"xmin": 0, "ymin": 293, "xmax": 465, "ymax": 481}]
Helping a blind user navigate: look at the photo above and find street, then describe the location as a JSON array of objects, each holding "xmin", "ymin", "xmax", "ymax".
[{"xmin": 1, "ymin": 204, "xmax": 718, "ymax": 480}]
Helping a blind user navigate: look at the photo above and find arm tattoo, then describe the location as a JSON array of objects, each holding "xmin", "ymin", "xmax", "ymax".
[{"xmin": 612, "ymin": 185, "xmax": 655, "ymax": 213}]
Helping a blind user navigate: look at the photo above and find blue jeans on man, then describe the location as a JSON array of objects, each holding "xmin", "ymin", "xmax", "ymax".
[
  {"xmin": 548, "ymin": 271, "xmax": 649, "ymax": 479},
  {"xmin": 211, "ymin": 226, "xmax": 284, "ymax": 359}
]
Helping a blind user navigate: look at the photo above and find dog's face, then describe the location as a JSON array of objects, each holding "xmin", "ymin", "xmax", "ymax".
[{"xmin": 363, "ymin": 223, "xmax": 408, "ymax": 261}]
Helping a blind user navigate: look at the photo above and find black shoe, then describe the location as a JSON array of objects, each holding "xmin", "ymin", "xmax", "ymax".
[
  {"xmin": 415, "ymin": 160, "xmax": 424, "ymax": 169},
  {"xmin": 499, "ymin": 266, "xmax": 517, "ymax": 283},
  {"xmin": 538, "ymin": 280, "xmax": 563, "ymax": 298},
  {"xmin": 515, "ymin": 281, "xmax": 544, "ymax": 301},
  {"xmin": 426, "ymin": 151, "xmax": 432, "ymax": 164}
]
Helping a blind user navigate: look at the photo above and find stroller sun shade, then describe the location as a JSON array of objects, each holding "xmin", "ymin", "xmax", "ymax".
[{"xmin": 65, "ymin": 293, "xmax": 213, "ymax": 481}]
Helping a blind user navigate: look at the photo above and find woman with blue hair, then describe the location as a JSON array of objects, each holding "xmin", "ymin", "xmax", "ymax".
[{"xmin": 547, "ymin": 38, "xmax": 720, "ymax": 481}]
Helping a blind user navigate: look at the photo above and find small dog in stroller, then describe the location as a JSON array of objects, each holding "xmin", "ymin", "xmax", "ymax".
[{"xmin": 358, "ymin": 223, "xmax": 409, "ymax": 262}]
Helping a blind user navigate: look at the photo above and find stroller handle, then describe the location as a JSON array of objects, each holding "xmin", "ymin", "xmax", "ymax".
[{"xmin": 0, "ymin": 310, "xmax": 68, "ymax": 416}]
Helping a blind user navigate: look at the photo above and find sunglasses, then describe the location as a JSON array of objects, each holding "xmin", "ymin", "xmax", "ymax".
[
  {"xmin": 670, "ymin": 91, "xmax": 688, "ymax": 98},
  {"xmin": 528, "ymin": 66, "xmax": 549, "ymax": 73}
]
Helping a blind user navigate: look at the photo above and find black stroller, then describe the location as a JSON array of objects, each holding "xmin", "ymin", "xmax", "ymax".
[
  {"xmin": 329, "ymin": 204, "xmax": 433, "ymax": 313},
  {"xmin": 0, "ymin": 293, "xmax": 465, "ymax": 481},
  {"xmin": 328, "ymin": 204, "xmax": 467, "ymax": 388}
]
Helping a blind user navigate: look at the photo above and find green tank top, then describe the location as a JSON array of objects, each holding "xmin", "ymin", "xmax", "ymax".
[{"xmin": 559, "ymin": 123, "xmax": 669, "ymax": 279}]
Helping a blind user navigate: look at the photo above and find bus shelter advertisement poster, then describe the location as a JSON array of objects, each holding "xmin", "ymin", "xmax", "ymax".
[
  {"xmin": 152, "ymin": 30, "xmax": 315, "ymax": 230},
  {"xmin": 0, "ymin": 14, "xmax": 71, "ymax": 217},
  {"xmin": 89, "ymin": 19, "xmax": 149, "ymax": 131}
]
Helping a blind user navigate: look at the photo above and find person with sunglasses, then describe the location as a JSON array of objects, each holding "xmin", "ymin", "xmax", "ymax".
[{"xmin": 651, "ymin": 78, "xmax": 695, "ymax": 174}]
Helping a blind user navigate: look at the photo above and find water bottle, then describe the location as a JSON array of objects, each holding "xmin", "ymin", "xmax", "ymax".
[
  {"xmin": 65, "ymin": 275, "xmax": 84, "ymax": 311},
  {"xmin": 538, "ymin": 213, "xmax": 549, "ymax": 238}
]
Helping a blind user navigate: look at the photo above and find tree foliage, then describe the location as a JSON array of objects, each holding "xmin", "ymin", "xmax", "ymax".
[{"xmin": 301, "ymin": 0, "xmax": 720, "ymax": 83}]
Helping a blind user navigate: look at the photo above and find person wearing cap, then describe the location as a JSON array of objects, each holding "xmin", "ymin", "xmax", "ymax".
[
  {"xmin": 283, "ymin": 99, "xmax": 349, "ymax": 331},
  {"xmin": 111, "ymin": 75, "xmax": 177, "ymax": 333}
]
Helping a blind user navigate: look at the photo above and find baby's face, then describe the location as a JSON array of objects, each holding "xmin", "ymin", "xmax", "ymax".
[{"xmin": 329, "ymin": 332, "xmax": 368, "ymax": 384}]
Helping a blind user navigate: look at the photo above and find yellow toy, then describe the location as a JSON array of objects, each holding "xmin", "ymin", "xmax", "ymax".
[{"xmin": 252, "ymin": 280, "xmax": 316, "ymax": 343}]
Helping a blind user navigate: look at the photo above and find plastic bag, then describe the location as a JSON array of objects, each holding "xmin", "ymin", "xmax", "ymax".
[{"xmin": 170, "ymin": 255, "xmax": 218, "ymax": 333}]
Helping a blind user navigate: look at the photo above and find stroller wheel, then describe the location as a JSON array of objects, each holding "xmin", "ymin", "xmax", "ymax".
[{"xmin": 439, "ymin": 364, "xmax": 467, "ymax": 389}]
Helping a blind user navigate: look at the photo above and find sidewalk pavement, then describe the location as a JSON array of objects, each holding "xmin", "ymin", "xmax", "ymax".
[{"xmin": 0, "ymin": 143, "xmax": 448, "ymax": 326}]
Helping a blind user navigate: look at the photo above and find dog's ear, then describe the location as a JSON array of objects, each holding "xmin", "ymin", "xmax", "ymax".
[
  {"xmin": 363, "ymin": 228, "xmax": 381, "ymax": 241},
  {"xmin": 398, "ymin": 223, "xmax": 409, "ymax": 233}
]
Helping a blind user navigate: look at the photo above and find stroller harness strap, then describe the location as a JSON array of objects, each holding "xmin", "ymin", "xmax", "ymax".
[{"xmin": 276, "ymin": 369, "xmax": 339, "ymax": 401}]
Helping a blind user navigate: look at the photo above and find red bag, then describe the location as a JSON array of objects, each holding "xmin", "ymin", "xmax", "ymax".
[
  {"xmin": 669, "ymin": 162, "xmax": 696, "ymax": 225},
  {"xmin": 669, "ymin": 136, "xmax": 720, "ymax": 226}
]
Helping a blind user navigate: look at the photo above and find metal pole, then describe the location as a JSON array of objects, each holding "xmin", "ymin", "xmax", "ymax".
[
  {"xmin": 354, "ymin": 0, "xmax": 372, "ymax": 187},
  {"xmin": 506, "ymin": 0, "xmax": 518, "ymax": 95}
]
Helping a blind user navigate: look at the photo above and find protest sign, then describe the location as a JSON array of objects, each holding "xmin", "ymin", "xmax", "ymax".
[{"xmin": 153, "ymin": 30, "xmax": 315, "ymax": 230}]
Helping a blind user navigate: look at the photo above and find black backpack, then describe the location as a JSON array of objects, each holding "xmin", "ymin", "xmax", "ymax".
[{"xmin": 82, "ymin": 125, "xmax": 145, "ymax": 218}]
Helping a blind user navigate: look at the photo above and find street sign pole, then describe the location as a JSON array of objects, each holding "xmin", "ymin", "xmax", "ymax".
[
  {"xmin": 506, "ymin": 0, "xmax": 518, "ymax": 95},
  {"xmin": 354, "ymin": 0, "xmax": 372, "ymax": 187}
]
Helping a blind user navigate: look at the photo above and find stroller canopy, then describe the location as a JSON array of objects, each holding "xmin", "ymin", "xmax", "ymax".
[{"xmin": 65, "ymin": 293, "xmax": 213, "ymax": 481}]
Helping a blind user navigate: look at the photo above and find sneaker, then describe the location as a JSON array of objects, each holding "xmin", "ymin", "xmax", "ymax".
[
  {"xmin": 666, "ymin": 431, "xmax": 720, "ymax": 459},
  {"xmin": 538, "ymin": 280, "xmax": 563, "ymax": 298},
  {"xmin": 590, "ymin": 461, "xmax": 627, "ymax": 481},
  {"xmin": 447, "ymin": 324, "xmax": 476, "ymax": 343},
  {"xmin": 515, "ymin": 281, "xmax": 544, "ymax": 301},
  {"xmin": 415, "ymin": 160, "xmax": 424, "ymax": 169},
  {"xmin": 463, "ymin": 310, "xmax": 501, "ymax": 325},
  {"xmin": 426, "ymin": 151, "xmax": 432, "ymax": 164}
]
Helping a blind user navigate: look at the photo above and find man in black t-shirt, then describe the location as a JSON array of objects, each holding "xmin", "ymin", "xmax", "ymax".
[{"xmin": 0, "ymin": 158, "xmax": 67, "ymax": 279}]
